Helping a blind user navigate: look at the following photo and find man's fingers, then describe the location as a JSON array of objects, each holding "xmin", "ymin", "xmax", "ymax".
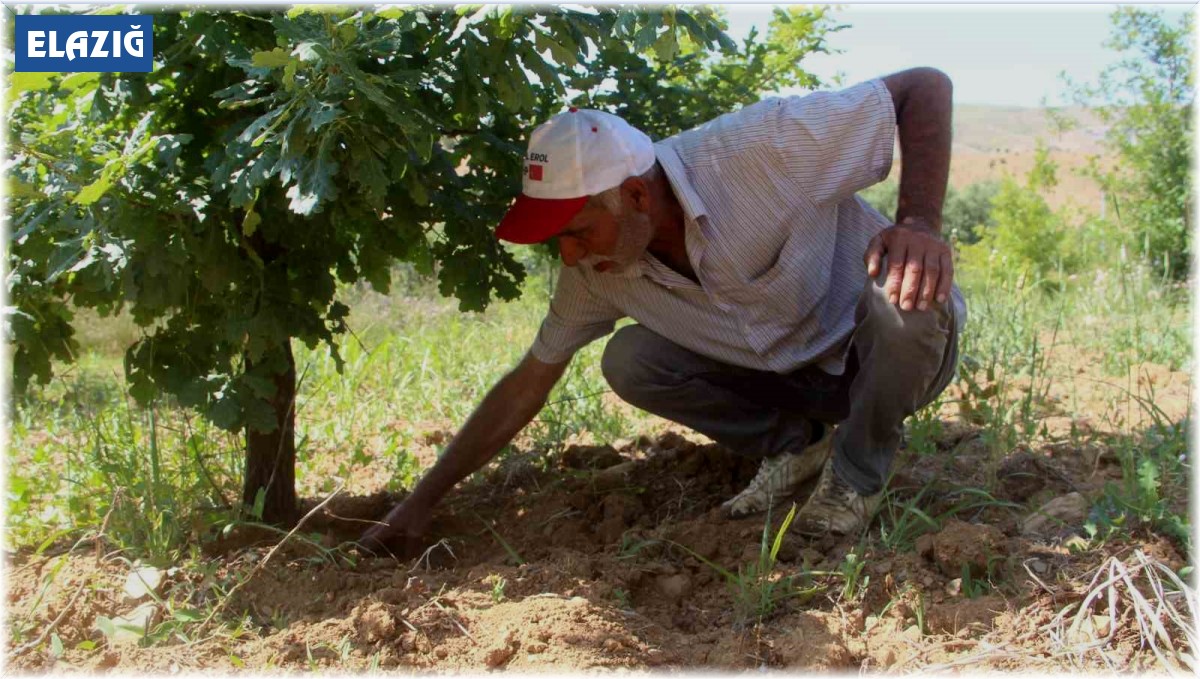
[
  {"xmin": 864, "ymin": 233, "xmax": 885, "ymax": 277},
  {"xmin": 898, "ymin": 254, "xmax": 924, "ymax": 311},
  {"xmin": 936, "ymin": 252, "xmax": 953, "ymax": 304},
  {"xmin": 918, "ymin": 251, "xmax": 941, "ymax": 311},
  {"xmin": 885, "ymin": 244, "xmax": 907, "ymax": 304}
]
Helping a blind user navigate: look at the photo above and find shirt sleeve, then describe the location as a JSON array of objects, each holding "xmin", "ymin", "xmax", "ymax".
[
  {"xmin": 770, "ymin": 79, "xmax": 896, "ymax": 206},
  {"xmin": 529, "ymin": 264, "xmax": 624, "ymax": 364}
]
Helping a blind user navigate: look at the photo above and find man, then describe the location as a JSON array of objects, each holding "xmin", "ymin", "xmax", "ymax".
[{"xmin": 361, "ymin": 67, "xmax": 966, "ymax": 556}]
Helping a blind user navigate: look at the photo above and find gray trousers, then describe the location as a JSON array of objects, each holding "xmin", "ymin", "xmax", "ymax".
[{"xmin": 600, "ymin": 267, "xmax": 960, "ymax": 496}]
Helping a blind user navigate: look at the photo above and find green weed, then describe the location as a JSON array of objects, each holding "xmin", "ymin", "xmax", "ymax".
[{"xmin": 672, "ymin": 503, "xmax": 823, "ymax": 626}]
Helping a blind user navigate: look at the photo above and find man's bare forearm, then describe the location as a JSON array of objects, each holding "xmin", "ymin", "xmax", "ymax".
[
  {"xmin": 404, "ymin": 353, "xmax": 568, "ymax": 509},
  {"xmin": 883, "ymin": 67, "xmax": 953, "ymax": 233}
]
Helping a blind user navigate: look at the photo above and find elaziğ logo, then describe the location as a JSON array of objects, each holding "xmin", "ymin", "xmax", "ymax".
[{"xmin": 15, "ymin": 14, "xmax": 154, "ymax": 73}]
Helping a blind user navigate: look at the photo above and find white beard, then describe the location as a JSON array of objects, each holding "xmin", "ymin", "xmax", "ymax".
[{"xmin": 579, "ymin": 210, "xmax": 655, "ymax": 278}]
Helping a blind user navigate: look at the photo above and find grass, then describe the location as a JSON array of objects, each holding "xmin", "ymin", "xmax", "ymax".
[{"xmin": 670, "ymin": 502, "xmax": 824, "ymax": 627}]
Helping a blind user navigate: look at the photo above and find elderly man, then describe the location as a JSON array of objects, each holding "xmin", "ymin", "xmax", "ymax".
[{"xmin": 361, "ymin": 67, "xmax": 966, "ymax": 556}]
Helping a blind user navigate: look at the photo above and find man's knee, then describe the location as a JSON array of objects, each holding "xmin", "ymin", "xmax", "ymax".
[
  {"xmin": 601, "ymin": 325, "xmax": 664, "ymax": 400},
  {"xmin": 859, "ymin": 256, "xmax": 952, "ymax": 349}
]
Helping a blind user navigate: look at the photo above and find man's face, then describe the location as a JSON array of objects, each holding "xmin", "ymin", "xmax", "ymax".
[{"xmin": 556, "ymin": 194, "xmax": 655, "ymax": 275}]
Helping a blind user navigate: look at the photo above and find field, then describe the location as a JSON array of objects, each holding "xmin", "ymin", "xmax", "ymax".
[{"xmin": 4, "ymin": 105, "xmax": 1195, "ymax": 672}]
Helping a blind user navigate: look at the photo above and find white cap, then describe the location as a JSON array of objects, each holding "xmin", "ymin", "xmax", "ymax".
[{"xmin": 496, "ymin": 107, "xmax": 656, "ymax": 244}]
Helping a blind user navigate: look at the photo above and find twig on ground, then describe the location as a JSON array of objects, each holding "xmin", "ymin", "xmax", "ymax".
[
  {"xmin": 11, "ymin": 491, "xmax": 121, "ymax": 656},
  {"xmin": 197, "ymin": 483, "xmax": 346, "ymax": 632}
]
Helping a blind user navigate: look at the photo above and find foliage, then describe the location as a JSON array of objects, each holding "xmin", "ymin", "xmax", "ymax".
[
  {"xmin": 1065, "ymin": 6, "xmax": 1194, "ymax": 279},
  {"xmin": 571, "ymin": 6, "xmax": 844, "ymax": 140},
  {"xmin": 858, "ymin": 179, "xmax": 999, "ymax": 246},
  {"xmin": 7, "ymin": 5, "xmax": 834, "ymax": 518},
  {"xmin": 944, "ymin": 181, "xmax": 1001, "ymax": 245},
  {"xmin": 959, "ymin": 145, "xmax": 1078, "ymax": 287}
]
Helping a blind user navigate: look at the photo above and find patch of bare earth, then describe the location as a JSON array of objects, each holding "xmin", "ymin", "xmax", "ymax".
[{"xmin": 6, "ymin": 358, "xmax": 1192, "ymax": 673}]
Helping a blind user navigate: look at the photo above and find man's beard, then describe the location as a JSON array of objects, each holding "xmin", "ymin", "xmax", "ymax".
[{"xmin": 580, "ymin": 209, "xmax": 655, "ymax": 277}]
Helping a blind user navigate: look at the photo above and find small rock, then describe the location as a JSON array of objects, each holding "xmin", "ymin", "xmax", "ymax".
[
  {"xmin": 106, "ymin": 602, "xmax": 159, "ymax": 644},
  {"xmin": 1092, "ymin": 614, "xmax": 1112, "ymax": 637},
  {"xmin": 602, "ymin": 637, "xmax": 622, "ymax": 652},
  {"xmin": 1030, "ymin": 559, "xmax": 1049, "ymax": 575},
  {"xmin": 484, "ymin": 645, "xmax": 515, "ymax": 668},
  {"xmin": 1021, "ymin": 492, "xmax": 1089, "ymax": 536},
  {"xmin": 1068, "ymin": 613, "xmax": 1113, "ymax": 643},
  {"xmin": 945, "ymin": 578, "xmax": 963, "ymax": 597},
  {"xmin": 645, "ymin": 648, "xmax": 668, "ymax": 666},
  {"xmin": 123, "ymin": 566, "xmax": 164, "ymax": 603},
  {"xmin": 798, "ymin": 547, "xmax": 825, "ymax": 567},
  {"xmin": 526, "ymin": 641, "xmax": 548, "ymax": 654},
  {"xmin": 655, "ymin": 574, "xmax": 692, "ymax": 601},
  {"xmin": 562, "ymin": 444, "xmax": 623, "ymax": 470},
  {"xmin": 593, "ymin": 461, "xmax": 638, "ymax": 491},
  {"xmin": 914, "ymin": 534, "xmax": 935, "ymax": 558},
  {"xmin": 926, "ymin": 519, "xmax": 1006, "ymax": 578}
]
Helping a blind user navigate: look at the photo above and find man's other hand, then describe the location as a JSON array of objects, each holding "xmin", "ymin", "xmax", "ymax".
[
  {"xmin": 357, "ymin": 498, "xmax": 433, "ymax": 560},
  {"xmin": 864, "ymin": 217, "xmax": 953, "ymax": 312}
]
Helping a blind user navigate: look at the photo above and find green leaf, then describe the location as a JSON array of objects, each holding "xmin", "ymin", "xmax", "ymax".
[
  {"xmin": 252, "ymin": 487, "xmax": 267, "ymax": 520},
  {"xmin": 251, "ymin": 48, "xmax": 292, "ymax": 69},
  {"xmin": 242, "ymin": 206, "xmax": 262, "ymax": 236},
  {"xmin": 287, "ymin": 4, "xmax": 350, "ymax": 18},
  {"xmin": 60, "ymin": 72, "xmax": 101, "ymax": 92},
  {"xmin": 652, "ymin": 30, "xmax": 679, "ymax": 62},
  {"xmin": 172, "ymin": 608, "xmax": 204, "ymax": 622},
  {"xmin": 50, "ymin": 633, "xmax": 63, "ymax": 658},
  {"xmin": 10, "ymin": 72, "xmax": 55, "ymax": 94},
  {"xmin": 634, "ymin": 18, "xmax": 663, "ymax": 52},
  {"xmin": 283, "ymin": 60, "xmax": 299, "ymax": 90},
  {"xmin": 75, "ymin": 176, "xmax": 114, "ymax": 205},
  {"xmin": 76, "ymin": 640, "xmax": 97, "ymax": 651}
]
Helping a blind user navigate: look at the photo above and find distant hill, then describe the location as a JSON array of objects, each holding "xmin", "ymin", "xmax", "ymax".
[{"xmin": 886, "ymin": 104, "xmax": 1111, "ymax": 213}]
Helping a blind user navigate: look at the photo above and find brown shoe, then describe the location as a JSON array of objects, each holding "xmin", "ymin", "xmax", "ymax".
[{"xmin": 794, "ymin": 460, "xmax": 882, "ymax": 536}]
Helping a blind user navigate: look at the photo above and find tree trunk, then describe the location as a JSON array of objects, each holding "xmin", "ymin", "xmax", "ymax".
[{"xmin": 242, "ymin": 340, "xmax": 299, "ymax": 525}]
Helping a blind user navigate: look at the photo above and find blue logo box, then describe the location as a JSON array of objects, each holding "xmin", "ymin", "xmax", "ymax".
[{"xmin": 15, "ymin": 14, "xmax": 154, "ymax": 73}]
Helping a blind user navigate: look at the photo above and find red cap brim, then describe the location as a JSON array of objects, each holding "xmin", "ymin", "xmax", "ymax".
[{"xmin": 496, "ymin": 194, "xmax": 589, "ymax": 244}]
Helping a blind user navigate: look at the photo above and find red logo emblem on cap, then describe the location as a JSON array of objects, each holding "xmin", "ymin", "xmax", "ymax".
[{"xmin": 528, "ymin": 164, "xmax": 543, "ymax": 181}]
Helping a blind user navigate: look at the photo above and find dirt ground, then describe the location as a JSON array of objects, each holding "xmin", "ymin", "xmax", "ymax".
[{"xmin": 4, "ymin": 357, "xmax": 1194, "ymax": 673}]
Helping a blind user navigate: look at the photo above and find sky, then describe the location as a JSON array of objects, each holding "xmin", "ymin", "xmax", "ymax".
[{"xmin": 721, "ymin": 3, "xmax": 1194, "ymax": 108}]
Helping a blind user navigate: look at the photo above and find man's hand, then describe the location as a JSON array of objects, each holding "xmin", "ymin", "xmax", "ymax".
[
  {"xmin": 864, "ymin": 216, "xmax": 953, "ymax": 312},
  {"xmin": 355, "ymin": 352, "xmax": 568, "ymax": 559},
  {"xmin": 357, "ymin": 497, "xmax": 433, "ymax": 559}
]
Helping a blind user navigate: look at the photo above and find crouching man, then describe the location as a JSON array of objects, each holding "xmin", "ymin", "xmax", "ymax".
[{"xmin": 361, "ymin": 67, "xmax": 967, "ymax": 557}]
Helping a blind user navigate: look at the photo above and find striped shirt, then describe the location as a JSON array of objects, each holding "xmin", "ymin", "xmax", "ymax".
[{"xmin": 529, "ymin": 79, "xmax": 967, "ymax": 375}]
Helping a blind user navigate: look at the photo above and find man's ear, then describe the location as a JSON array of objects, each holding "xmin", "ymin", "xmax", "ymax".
[{"xmin": 620, "ymin": 176, "xmax": 651, "ymax": 213}]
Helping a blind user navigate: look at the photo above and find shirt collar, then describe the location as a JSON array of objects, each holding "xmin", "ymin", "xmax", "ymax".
[{"xmin": 654, "ymin": 142, "xmax": 708, "ymax": 221}]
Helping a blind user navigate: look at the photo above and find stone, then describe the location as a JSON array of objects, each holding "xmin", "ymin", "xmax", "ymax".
[
  {"xmin": 122, "ymin": 566, "xmax": 164, "ymax": 603},
  {"xmin": 105, "ymin": 602, "xmax": 159, "ymax": 644},
  {"xmin": 562, "ymin": 444, "xmax": 623, "ymax": 470},
  {"xmin": 655, "ymin": 574, "xmax": 693, "ymax": 602},
  {"xmin": 593, "ymin": 461, "xmax": 639, "ymax": 492},
  {"xmin": 1021, "ymin": 492, "xmax": 1090, "ymax": 536},
  {"xmin": 484, "ymin": 645, "xmax": 515, "ymax": 668},
  {"xmin": 926, "ymin": 519, "xmax": 1006, "ymax": 578}
]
